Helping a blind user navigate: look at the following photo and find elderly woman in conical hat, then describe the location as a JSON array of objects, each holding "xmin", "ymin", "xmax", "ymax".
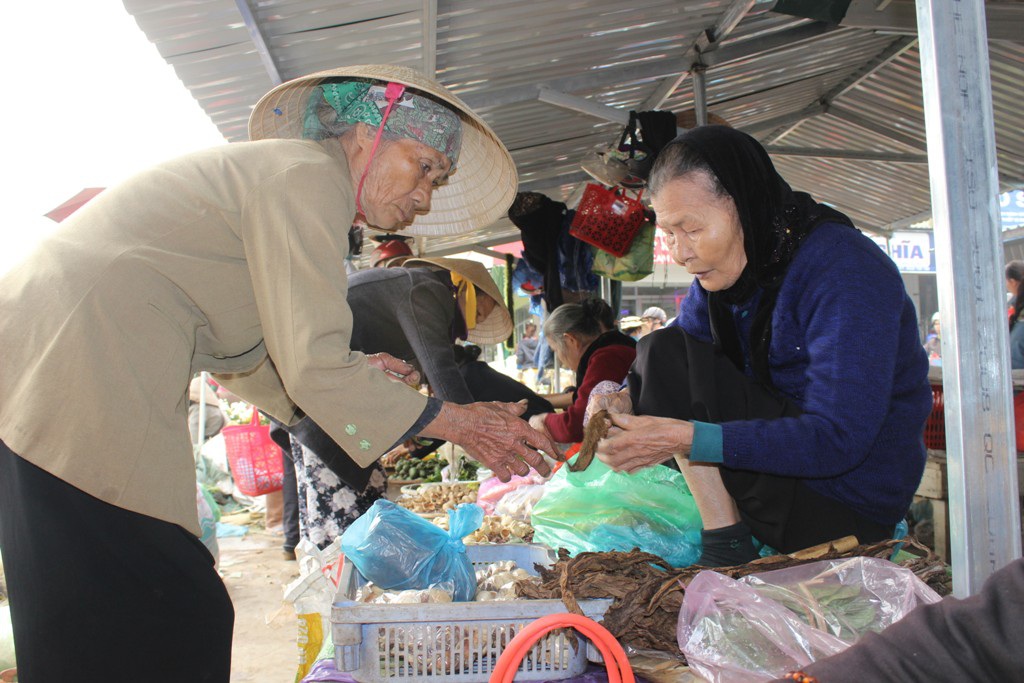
[{"xmin": 0, "ymin": 65, "xmax": 557, "ymax": 681}]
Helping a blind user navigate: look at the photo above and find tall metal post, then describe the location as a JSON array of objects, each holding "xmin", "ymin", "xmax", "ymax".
[
  {"xmin": 692, "ymin": 65, "xmax": 709, "ymax": 126},
  {"xmin": 916, "ymin": 0, "xmax": 1021, "ymax": 596}
]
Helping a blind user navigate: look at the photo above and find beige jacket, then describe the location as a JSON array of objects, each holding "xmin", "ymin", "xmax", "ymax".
[{"xmin": 0, "ymin": 138, "xmax": 428, "ymax": 535}]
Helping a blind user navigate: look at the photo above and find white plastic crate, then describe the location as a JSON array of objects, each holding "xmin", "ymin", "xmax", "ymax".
[{"xmin": 332, "ymin": 543, "xmax": 611, "ymax": 682}]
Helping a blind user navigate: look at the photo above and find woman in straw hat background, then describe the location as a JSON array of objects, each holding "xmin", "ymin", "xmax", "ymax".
[
  {"xmin": 0, "ymin": 65, "xmax": 557, "ymax": 681},
  {"xmin": 274, "ymin": 256, "xmax": 520, "ymax": 551}
]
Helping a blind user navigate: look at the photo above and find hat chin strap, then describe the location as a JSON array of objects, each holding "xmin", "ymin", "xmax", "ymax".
[{"xmin": 355, "ymin": 82, "xmax": 406, "ymax": 219}]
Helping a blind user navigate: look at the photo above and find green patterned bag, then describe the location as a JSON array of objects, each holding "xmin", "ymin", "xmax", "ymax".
[{"xmin": 590, "ymin": 221, "xmax": 655, "ymax": 282}]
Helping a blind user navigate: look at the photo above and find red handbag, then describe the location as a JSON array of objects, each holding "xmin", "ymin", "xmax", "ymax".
[
  {"xmin": 570, "ymin": 183, "xmax": 646, "ymax": 257},
  {"xmin": 221, "ymin": 406, "xmax": 284, "ymax": 496}
]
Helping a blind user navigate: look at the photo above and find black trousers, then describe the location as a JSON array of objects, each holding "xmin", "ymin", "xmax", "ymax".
[
  {"xmin": 281, "ymin": 442, "xmax": 301, "ymax": 552},
  {"xmin": 0, "ymin": 439, "xmax": 234, "ymax": 682},
  {"xmin": 629, "ymin": 328, "xmax": 893, "ymax": 553}
]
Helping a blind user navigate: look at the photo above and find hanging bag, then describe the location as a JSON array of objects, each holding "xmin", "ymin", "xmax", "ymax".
[
  {"xmin": 222, "ymin": 406, "xmax": 284, "ymax": 496},
  {"xmin": 591, "ymin": 220, "xmax": 655, "ymax": 281},
  {"xmin": 569, "ymin": 183, "xmax": 646, "ymax": 257}
]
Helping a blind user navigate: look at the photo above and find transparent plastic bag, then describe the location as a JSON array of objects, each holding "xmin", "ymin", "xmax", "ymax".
[
  {"xmin": 678, "ymin": 556, "xmax": 942, "ymax": 682},
  {"xmin": 340, "ymin": 499, "xmax": 484, "ymax": 601},
  {"xmin": 530, "ymin": 453, "xmax": 702, "ymax": 567}
]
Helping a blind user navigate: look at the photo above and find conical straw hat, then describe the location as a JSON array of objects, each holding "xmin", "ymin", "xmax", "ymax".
[
  {"xmin": 403, "ymin": 257, "xmax": 512, "ymax": 344},
  {"xmin": 249, "ymin": 64, "xmax": 517, "ymax": 237}
]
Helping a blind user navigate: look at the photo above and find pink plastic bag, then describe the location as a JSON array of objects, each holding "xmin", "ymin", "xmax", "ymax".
[
  {"xmin": 678, "ymin": 557, "xmax": 941, "ymax": 682},
  {"xmin": 475, "ymin": 472, "xmax": 546, "ymax": 515}
]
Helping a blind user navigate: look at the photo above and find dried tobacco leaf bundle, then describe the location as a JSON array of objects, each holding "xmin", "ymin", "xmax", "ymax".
[{"xmin": 570, "ymin": 410, "xmax": 610, "ymax": 472}]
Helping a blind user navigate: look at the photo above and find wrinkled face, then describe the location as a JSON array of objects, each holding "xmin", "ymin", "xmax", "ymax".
[
  {"xmin": 475, "ymin": 292, "xmax": 498, "ymax": 322},
  {"xmin": 359, "ymin": 136, "xmax": 452, "ymax": 230},
  {"xmin": 651, "ymin": 172, "xmax": 747, "ymax": 292},
  {"xmin": 548, "ymin": 333, "xmax": 585, "ymax": 371}
]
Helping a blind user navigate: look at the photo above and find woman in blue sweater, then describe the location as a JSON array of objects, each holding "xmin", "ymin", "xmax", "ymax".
[{"xmin": 592, "ymin": 126, "xmax": 932, "ymax": 566}]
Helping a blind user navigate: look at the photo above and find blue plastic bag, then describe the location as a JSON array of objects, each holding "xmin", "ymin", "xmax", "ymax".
[
  {"xmin": 531, "ymin": 453, "xmax": 703, "ymax": 567},
  {"xmin": 340, "ymin": 499, "xmax": 484, "ymax": 601}
]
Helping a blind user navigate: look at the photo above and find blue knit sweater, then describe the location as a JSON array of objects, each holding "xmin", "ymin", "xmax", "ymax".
[{"xmin": 672, "ymin": 222, "xmax": 932, "ymax": 525}]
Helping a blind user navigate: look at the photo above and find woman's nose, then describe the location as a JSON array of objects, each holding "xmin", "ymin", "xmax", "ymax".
[
  {"xmin": 413, "ymin": 180, "xmax": 433, "ymax": 212},
  {"xmin": 674, "ymin": 240, "xmax": 694, "ymax": 264}
]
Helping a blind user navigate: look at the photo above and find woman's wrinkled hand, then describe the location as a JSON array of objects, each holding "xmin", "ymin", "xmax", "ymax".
[
  {"xmin": 595, "ymin": 413, "xmax": 693, "ymax": 474},
  {"xmin": 366, "ymin": 352, "xmax": 421, "ymax": 387},
  {"xmin": 584, "ymin": 387, "xmax": 633, "ymax": 428},
  {"xmin": 528, "ymin": 413, "xmax": 551, "ymax": 438},
  {"xmin": 419, "ymin": 401, "xmax": 562, "ymax": 482}
]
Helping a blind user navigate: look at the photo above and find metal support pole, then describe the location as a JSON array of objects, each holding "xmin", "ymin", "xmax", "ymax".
[
  {"xmin": 196, "ymin": 371, "xmax": 209, "ymax": 456},
  {"xmin": 916, "ymin": 0, "xmax": 1021, "ymax": 596},
  {"xmin": 692, "ymin": 65, "xmax": 709, "ymax": 126}
]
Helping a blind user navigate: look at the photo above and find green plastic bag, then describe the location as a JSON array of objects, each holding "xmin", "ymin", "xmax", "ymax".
[
  {"xmin": 531, "ymin": 451, "xmax": 703, "ymax": 567},
  {"xmin": 590, "ymin": 221, "xmax": 655, "ymax": 282}
]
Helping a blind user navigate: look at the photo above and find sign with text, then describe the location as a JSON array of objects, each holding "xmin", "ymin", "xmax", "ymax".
[
  {"xmin": 1001, "ymin": 190, "xmax": 1024, "ymax": 232},
  {"xmin": 871, "ymin": 231, "xmax": 934, "ymax": 273}
]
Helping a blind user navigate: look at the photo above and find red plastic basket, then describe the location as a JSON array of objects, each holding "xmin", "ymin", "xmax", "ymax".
[
  {"xmin": 221, "ymin": 406, "xmax": 284, "ymax": 496},
  {"xmin": 923, "ymin": 385, "xmax": 945, "ymax": 450}
]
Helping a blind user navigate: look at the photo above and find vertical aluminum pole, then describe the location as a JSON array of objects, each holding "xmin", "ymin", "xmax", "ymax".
[
  {"xmin": 916, "ymin": 0, "xmax": 1021, "ymax": 596},
  {"xmin": 196, "ymin": 371, "xmax": 209, "ymax": 454},
  {"xmin": 692, "ymin": 65, "xmax": 709, "ymax": 126}
]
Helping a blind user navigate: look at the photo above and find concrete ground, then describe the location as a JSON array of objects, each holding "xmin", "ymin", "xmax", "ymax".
[{"xmin": 220, "ymin": 527, "xmax": 303, "ymax": 683}]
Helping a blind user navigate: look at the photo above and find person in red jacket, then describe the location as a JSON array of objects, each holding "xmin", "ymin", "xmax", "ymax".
[{"xmin": 529, "ymin": 299, "xmax": 636, "ymax": 443}]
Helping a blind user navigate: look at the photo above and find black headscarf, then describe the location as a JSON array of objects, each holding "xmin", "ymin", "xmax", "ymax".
[{"xmin": 665, "ymin": 126, "xmax": 855, "ymax": 387}]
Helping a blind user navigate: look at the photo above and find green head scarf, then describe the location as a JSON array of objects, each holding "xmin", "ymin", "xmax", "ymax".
[{"xmin": 303, "ymin": 81, "xmax": 462, "ymax": 166}]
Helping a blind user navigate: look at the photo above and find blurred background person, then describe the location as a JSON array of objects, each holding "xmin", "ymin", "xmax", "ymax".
[
  {"xmin": 529, "ymin": 299, "xmax": 636, "ymax": 444},
  {"xmin": 923, "ymin": 312, "xmax": 942, "ymax": 366},
  {"xmin": 639, "ymin": 305, "xmax": 667, "ymax": 337},
  {"xmin": 1006, "ymin": 260, "xmax": 1024, "ymax": 325},
  {"xmin": 515, "ymin": 320, "xmax": 539, "ymax": 384},
  {"xmin": 619, "ymin": 315, "xmax": 643, "ymax": 340}
]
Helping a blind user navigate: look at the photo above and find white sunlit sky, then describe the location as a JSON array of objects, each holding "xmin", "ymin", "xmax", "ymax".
[{"xmin": 2, "ymin": 3, "xmax": 227, "ymax": 275}]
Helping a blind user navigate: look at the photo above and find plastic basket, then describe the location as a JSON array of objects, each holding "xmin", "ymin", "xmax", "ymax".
[
  {"xmin": 332, "ymin": 544, "xmax": 612, "ymax": 682},
  {"xmin": 923, "ymin": 384, "xmax": 945, "ymax": 450},
  {"xmin": 221, "ymin": 406, "xmax": 284, "ymax": 496}
]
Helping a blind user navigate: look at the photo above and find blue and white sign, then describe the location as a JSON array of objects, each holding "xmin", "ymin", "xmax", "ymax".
[
  {"xmin": 1001, "ymin": 190, "xmax": 1024, "ymax": 232},
  {"xmin": 875, "ymin": 231, "xmax": 933, "ymax": 273}
]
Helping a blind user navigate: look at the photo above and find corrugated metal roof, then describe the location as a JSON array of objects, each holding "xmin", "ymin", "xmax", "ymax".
[{"xmin": 123, "ymin": 0, "xmax": 1024, "ymax": 255}]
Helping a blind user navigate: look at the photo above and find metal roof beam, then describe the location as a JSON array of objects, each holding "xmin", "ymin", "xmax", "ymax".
[
  {"xmin": 763, "ymin": 35, "xmax": 916, "ymax": 144},
  {"xmin": 746, "ymin": 103, "xmax": 830, "ymax": 136},
  {"xmin": 764, "ymin": 146, "xmax": 927, "ymax": 163},
  {"xmin": 518, "ymin": 171, "xmax": 592, "ymax": 194},
  {"xmin": 233, "ymin": 0, "xmax": 282, "ymax": 86},
  {"xmin": 462, "ymin": 0, "xmax": 770, "ymax": 112},
  {"xmin": 841, "ymin": 0, "xmax": 1024, "ymax": 43},
  {"xmin": 695, "ymin": 0, "xmax": 770, "ymax": 54},
  {"xmin": 459, "ymin": 61, "xmax": 684, "ymax": 110},
  {"xmin": 639, "ymin": 73, "xmax": 689, "ymax": 111},
  {"xmin": 700, "ymin": 21, "xmax": 842, "ymax": 67},
  {"xmin": 827, "ymin": 105, "xmax": 927, "ymax": 151},
  {"xmin": 422, "ymin": 0, "xmax": 437, "ymax": 76},
  {"xmin": 823, "ymin": 35, "xmax": 917, "ymax": 103},
  {"xmin": 536, "ymin": 88, "xmax": 628, "ymax": 125}
]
